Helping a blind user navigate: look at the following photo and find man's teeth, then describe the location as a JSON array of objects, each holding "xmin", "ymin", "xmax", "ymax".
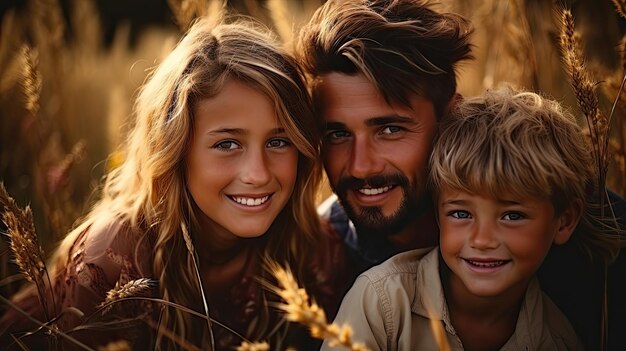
[
  {"xmin": 466, "ymin": 260, "xmax": 507, "ymax": 268},
  {"xmin": 358, "ymin": 186, "xmax": 391, "ymax": 196},
  {"xmin": 232, "ymin": 195, "xmax": 269, "ymax": 206}
]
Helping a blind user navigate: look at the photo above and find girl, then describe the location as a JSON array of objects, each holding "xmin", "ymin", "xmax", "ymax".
[{"xmin": 1, "ymin": 16, "xmax": 343, "ymax": 350}]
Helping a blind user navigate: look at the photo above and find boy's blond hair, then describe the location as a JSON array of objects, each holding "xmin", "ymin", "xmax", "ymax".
[{"xmin": 429, "ymin": 85, "xmax": 620, "ymax": 262}]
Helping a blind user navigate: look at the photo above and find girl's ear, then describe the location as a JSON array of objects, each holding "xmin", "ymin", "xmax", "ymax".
[{"xmin": 553, "ymin": 202, "xmax": 583, "ymax": 245}]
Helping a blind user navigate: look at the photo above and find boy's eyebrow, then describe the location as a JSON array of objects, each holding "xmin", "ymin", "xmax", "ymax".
[
  {"xmin": 441, "ymin": 199, "xmax": 467, "ymax": 206},
  {"xmin": 441, "ymin": 198, "xmax": 523, "ymax": 206}
]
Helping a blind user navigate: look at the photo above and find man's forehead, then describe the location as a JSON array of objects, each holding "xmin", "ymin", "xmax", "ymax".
[{"xmin": 314, "ymin": 72, "xmax": 434, "ymax": 124}]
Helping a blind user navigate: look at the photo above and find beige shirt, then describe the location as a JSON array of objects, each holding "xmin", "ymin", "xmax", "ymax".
[{"xmin": 322, "ymin": 248, "xmax": 583, "ymax": 351}]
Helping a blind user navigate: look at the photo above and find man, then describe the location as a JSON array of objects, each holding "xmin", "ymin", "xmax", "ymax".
[
  {"xmin": 298, "ymin": 0, "xmax": 472, "ymax": 273},
  {"xmin": 297, "ymin": 0, "xmax": 625, "ymax": 349}
]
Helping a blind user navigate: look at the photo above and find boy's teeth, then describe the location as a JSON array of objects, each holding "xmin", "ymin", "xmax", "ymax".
[
  {"xmin": 232, "ymin": 195, "xmax": 269, "ymax": 206},
  {"xmin": 467, "ymin": 260, "xmax": 507, "ymax": 267},
  {"xmin": 358, "ymin": 186, "xmax": 391, "ymax": 196}
]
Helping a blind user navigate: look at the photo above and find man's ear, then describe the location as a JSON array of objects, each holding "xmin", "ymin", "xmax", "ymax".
[{"xmin": 553, "ymin": 202, "xmax": 583, "ymax": 245}]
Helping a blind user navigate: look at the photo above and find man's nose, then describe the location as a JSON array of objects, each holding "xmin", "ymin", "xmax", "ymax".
[{"xmin": 348, "ymin": 136, "xmax": 384, "ymax": 179}]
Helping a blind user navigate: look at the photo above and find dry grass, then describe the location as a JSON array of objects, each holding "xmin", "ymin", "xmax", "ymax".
[
  {"xmin": 265, "ymin": 261, "xmax": 369, "ymax": 351},
  {"xmin": 1, "ymin": 0, "xmax": 626, "ymax": 349},
  {"xmin": 236, "ymin": 341, "xmax": 270, "ymax": 351},
  {"xmin": 99, "ymin": 278, "xmax": 156, "ymax": 310},
  {"xmin": 0, "ymin": 182, "xmax": 55, "ymax": 321}
]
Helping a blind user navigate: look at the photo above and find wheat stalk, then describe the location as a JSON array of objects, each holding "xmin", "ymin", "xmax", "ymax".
[
  {"xmin": 21, "ymin": 45, "xmax": 42, "ymax": 116},
  {"xmin": 267, "ymin": 0, "xmax": 294, "ymax": 47},
  {"xmin": 47, "ymin": 140, "xmax": 87, "ymax": 195},
  {"xmin": 180, "ymin": 222, "xmax": 215, "ymax": 350},
  {"xmin": 558, "ymin": 9, "xmax": 610, "ymax": 195},
  {"xmin": 97, "ymin": 340, "xmax": 132, "ymax": 351},
  {"xmin": 266, "ymin": 261, "xmax": 369, "ymax": 351},
  {"xmin": 236, "ymin": 341, "xmax": 270, "ymax": 351},
  {"xmin": 98, "ymin": 278, "xmax": 156, "ymax": 310},
  {"xmin": 0, "ymin": 182, "xmax": 55, "ymax": 320},
  {"xmin": 612, "ymin": 0, "xmax": 626, "ymax": 19},
  {"xmin": 168, "ymin": 0, "xmax": 208, "ymax": 31}
]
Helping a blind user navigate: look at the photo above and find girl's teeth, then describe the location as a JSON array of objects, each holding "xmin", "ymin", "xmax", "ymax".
[
  {"xmin": 359, "ymin": 186, "xmax": 391, "ymax": 195},
  {"xmin": 233, "ymin": 195, "xmax": 269, "ymax": 206}
]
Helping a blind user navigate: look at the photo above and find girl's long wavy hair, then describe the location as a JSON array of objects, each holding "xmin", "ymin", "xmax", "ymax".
[{"xmin": 50, "ymin": 16, "xmax": 322, "ymax": 348}]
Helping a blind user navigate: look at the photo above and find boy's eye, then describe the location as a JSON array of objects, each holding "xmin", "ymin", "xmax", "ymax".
[
  {"xmin": 502, "ymin": 212, "xmax": 525, "ymax": 221},
  {"xmin": 214, "ymin": 140, "xmax": 239, "ymax": 150},
  {"xmin": 381, "ymin": 126, "xmax": 402, "ymax": 135},
  {"xmin": 450, "ymin": 210, "xmax": 471, "ymax": 219},
  {"xmin": 267, "ymin": 138, "xmax": 291, "ymax": 148}
]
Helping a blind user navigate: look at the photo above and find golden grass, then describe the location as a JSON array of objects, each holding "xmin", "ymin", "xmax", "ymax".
[
  {"xmin": 99, "ymin": 278, "xmax": 155, "ymax": 310},
  {"xmin": 20, "ymin": 45, "xmax": 41, "ymax": 116},
  {"xmin": 266, "ymin": 261, "xmax": 369, "ymax": 351},
  {"xmin": 236, "ymin": 341, "xmax": 270, "ymax": 351}
]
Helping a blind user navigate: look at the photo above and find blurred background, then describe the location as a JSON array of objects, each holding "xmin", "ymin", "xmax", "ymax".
[{"xmin": 1, "ymin": 0, "xmax": 625, "ymax": 295}]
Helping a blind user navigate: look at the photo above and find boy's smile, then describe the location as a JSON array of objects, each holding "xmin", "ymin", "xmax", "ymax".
[{"xmin": 437, "ymin": 186, "xmax": 575, "ymax": 299}]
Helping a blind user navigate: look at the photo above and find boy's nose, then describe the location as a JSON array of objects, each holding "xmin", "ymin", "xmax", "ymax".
[{"xmin": 469, "ymin": 221, "xmax": 499, "ymax": 250}]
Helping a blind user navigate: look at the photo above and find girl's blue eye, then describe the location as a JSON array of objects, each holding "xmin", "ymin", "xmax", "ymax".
[
  {"xmin": 214, "ymin": 140, "xmax": 239, "ymax": 150},
  {"xmin": 267, "ymin": 138, "xmax": 291, "ymax": 148},
  {"xmin": 450, "ymin": 210, "xmax": 471, "ymax": 219},
  {"xmin": 503, "ymin": 212, "xmax": 524, "ymax": 221}
]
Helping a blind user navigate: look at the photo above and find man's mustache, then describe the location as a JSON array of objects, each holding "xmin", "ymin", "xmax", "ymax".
[{"xmin": 336, "ymin": 174, "xmax": 410, "ymax": 192}]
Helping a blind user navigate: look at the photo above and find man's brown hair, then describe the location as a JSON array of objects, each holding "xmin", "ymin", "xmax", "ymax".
[{"xmin": 297, "ymin": 0, "xmax": 473, "ymax": 118}]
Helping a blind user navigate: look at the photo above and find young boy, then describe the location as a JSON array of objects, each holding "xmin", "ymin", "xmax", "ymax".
[{"xmin": 321, "ymin": 86, "xmax": 620, "ymax": 350}]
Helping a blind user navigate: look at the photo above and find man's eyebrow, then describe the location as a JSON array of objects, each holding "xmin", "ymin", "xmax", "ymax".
[
  {"xmin": 324, "ymin": 122, "xmax": 346, "ymax": 130},
  {"xmin": 366, "ymin": 115, "xmax": 413, "ymax": 126}
]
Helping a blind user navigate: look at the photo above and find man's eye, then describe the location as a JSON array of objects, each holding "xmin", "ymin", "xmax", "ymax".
[
  {"xmin": 503, "ymin": 212, "xmax": 525, "ymax": 221},
  {"xmin": 327, "ymin": 130, "xmax": 350, "ymax": 139},
  {"xmin": 450, "ymin": 210, "xmax": 471, "ymax": 219},
  {"xmin": 381, "ymin": 126, "xmax": 402, "ymax": 135},
  {"xmin": 214, "ymin": 140, "xmax": 239, "ymax": 150},
  {"xmin": 267, "ymin": 138, "xmax": 291, "ymax": 148}
]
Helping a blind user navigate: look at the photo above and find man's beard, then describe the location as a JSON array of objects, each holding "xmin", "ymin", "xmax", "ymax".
[{"xmin": 334, "ymin": 173, "xmax": 428, "ymax": 239}]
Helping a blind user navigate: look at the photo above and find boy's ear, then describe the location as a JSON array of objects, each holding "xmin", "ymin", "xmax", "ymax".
[{"xmin": 553, "ymin": 202, "xmax": 583, "ymax": 245}]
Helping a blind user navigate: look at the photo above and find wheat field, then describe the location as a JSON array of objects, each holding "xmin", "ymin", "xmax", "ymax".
[{"xmin": 0, "ymin": 0, "xmax": 625, "ymax": 349}]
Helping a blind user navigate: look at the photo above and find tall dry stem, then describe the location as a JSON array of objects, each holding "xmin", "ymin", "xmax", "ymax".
[
  {"xmin": 267, "ymin": 0, "xmax": 294, "ymax": 46},
  {"xmin": 0, "ymin": 182, "xmax": 56, "ymax": 320},
  {"xmin": 265, "ymin": 261, "xmax": 369, "ymax": 351},
  {"xmin": 236, "ymin": 341, "xmax": 270, "ymax": 351},
  {"xmin": 168, "ymin": 0, "xmax": 208, "ymax": 31},
  {"xmin": 612, "ymin": 0, "xmax": 626, "ymax": 19},
  {"xmin": 558, "ymin": 9, "xmax": 610, "ymax": 199},
  {"xmin": 21, "ymin": 45, "xmax": 42, "ymax": 116},
  {"xmin": 98, "ymin": 278, "xmax": 156, "ymax": 312},
  {"xmin": 180, "ymin": 222, "xmax": 215, "ymax": 350}
]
